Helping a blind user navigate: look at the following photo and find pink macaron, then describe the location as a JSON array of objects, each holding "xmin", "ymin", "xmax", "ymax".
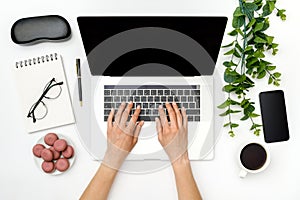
[
  {"xmin": 44, "ymin": 133, "xmax": 59, "ymax": 146},
  {"xmin": 62, "ymin": 145, "xmax": 74, "ymax": 159},
  {"xmin": 49, "ymin": 147, "xmax": 61, "ymax": 160},
  {"xmin": 40, "ymin": 148, "xmax": 54, "ymax": 162},
  {"xmin": 32, "ymin": 144, "xmax": 45, "ymax": 157},
  {"xmin": 42, "ymin": 161, "xmax": 55, "ymax": 173},
  {"xmin": 55, "ymin": 158, "xmax": 70, "ymax": 172},
  {"xmin": 53, "ymin": 139, "xmax": 68, "ymax": 152}
]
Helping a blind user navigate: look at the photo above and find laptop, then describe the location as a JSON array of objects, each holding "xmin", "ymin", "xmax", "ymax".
[{"xmin": 77, "ymin": 16, "xmax": 227, "ymax": 161}]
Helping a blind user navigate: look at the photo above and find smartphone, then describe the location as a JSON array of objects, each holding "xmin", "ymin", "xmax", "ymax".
[{"xmin": 259, "ymin": 90, "xmax": 290, "ymax": 143}]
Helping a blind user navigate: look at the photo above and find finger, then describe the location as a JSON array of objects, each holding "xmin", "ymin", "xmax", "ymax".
[
  {"xmin": 107, "ymin": 108, "xmax": 114, "ymax": 130},
  {"xmin": 172, "ymin": 102, "xmax": 182, "ymax": 127},
  {"xmin": 158, "ymin": 105, "xmax": 168, "ymax": 127},
  {"xmin": 114, "ymin": 102, "xmax": 126, "ymax": 124},
  {"xmin": 120, "ymin": 101, "xmax": 133, "ymax": 125},
  {"xmin": 181, "ymin": 106, "xmax": 188, "ymax": 129},
  {"xmin": 127, "ymin": 105, "xmax": 141, "ymax": 131},
  {"xmin": 155, "ymin": 117, "xmax": 163, "ymax": 141},
  {"xmin": 166, "ymin": 102, "xmax": 177, "ymax": 128},
  {"xmin": 133, "ymin": 121, "xmax": 144, "ymax": 143}
]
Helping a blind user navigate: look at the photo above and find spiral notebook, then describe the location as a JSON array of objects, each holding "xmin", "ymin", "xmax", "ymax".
[{"xmin": 13, "ymin": 53, "xmax": 75, "ymax": 133}]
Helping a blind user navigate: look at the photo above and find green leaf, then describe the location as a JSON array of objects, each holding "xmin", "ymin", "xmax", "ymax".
[
  {"xmin": 266, "ymin": 36, "xmax": 274, "ymax": 45},
  {"xmin": 224, "ymin": 69, "xmax": 239, "ymax": 83},
  {"xmin": 223, "ymin": 61, "xmax": 237, "ymax": 68},
  {"xmin": 231, "ymin": 110, "xmax": 241, "ymax": 114},
  {"xmin": 228, "ymin": 130, "xmax": 235, "ymax": 137},
  {"xmin": 240, "ymin": 115, "xmax": 249, "ymax": 121},
  {"xmin": 222, "ymin": 41, "xmax": 235, "ymax": 48},
  {"xmin": 268, "ymin": 77, "xmax": 273, "ymax": 84},
  {"xmin": 233, "ymin": 50, "xmax": 241, "ymax": 58},
  {"xmin": 273, "ymin": 72, "xmax": 281, "ymax": 78},
  {"xmin": 244, "ymin": 105, "xmax": 255, "ymax": 115},
  {"xmin": 228, "ymin": 29, "xmax": 238, "ymax": 36},
  {"xmin": 249, "ymin": 113, "xmax": 260, "ymax": 118},
  {"xmin": 233, "ymin": 7, "xmax": 244, "ymax": 17},
  {"xmin": 254, "ymin": 129, "xmax": 260, "ymax": 136},
  {"xmin": 224, "ymin": 49, "xmax": 235, "ymax": 55},
  {"xmin": 247, "ymin": 18, "xmax": 256, "ymax": 28},
  {"xmin": 230, "ymin": 123, "xmax": 239, "ymax": 128},
  {"xmin": 230, "ymin": 99, "xmax": 240, "ymax": 105},
  {"xmin": 257, "ymin": 70, "xmax": 266, "ymax": 79},
  {"xmin": 217, "ymin": 99, "xmax": 231, "ymax": 109},
  {"xmin": 223, "ymin": 122, "xmax": 231, "ymax": 127},
  {"xmin": 267, "ymin": 65, "xmax": 276, "ymax": 71},
  {"xmin": 223, "ymin": 85, "xmax": 236, "ymax": 93},
  {"xmin": 232, "ymin": 16, "xmax": 245, "ymax": 29},
  {"xmin": 277, "ymin": 9, "xmax": 287, "ymax": 21},
  {"xmin": 254, "ymin": 36, "xmax": 267, "ymax": 43},
  {"xmin": 244, "ymin": 3, "xmax": 258, "ymax": 12},
  {"xmin": 274, "ymin": 81, "xmax": 280, "ymax": 86},
  {"xmin": 254, "ymin": 22, "xmax": 264, "ymax": 32}
]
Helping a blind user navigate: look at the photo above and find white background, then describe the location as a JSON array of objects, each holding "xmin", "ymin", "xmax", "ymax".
[{"xmin": 1, "ymin": 0, "xmax": 300, "ymax": 199}]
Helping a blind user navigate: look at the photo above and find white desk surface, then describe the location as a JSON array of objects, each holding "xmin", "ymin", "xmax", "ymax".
[{"xmin": 1, "ymin": 0, "xmax": 300, "ymax": 199}]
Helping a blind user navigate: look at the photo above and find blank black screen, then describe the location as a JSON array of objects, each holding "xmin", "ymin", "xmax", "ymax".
[{"xmin": 259, "ymin": 90, "xmax": 289, "ymax": 143}]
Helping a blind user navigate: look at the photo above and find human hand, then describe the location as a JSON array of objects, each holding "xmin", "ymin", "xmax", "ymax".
[
  {"xmin": 155, "ymin": 102, "xmax": 189, "ymax": 163},
  {"xmin": 103, "ymin": 102, "xmax": 144, "ymax": 170}
]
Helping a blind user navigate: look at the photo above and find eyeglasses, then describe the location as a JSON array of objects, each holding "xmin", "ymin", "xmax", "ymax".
[{"xmin": 27, "ymin": 78, "xmax": 64, "ymax": 123}]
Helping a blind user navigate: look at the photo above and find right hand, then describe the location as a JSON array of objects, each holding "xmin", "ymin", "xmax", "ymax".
[{"xmin": 155, "ymin": 102, "xmax": 189, "ymax": 163}]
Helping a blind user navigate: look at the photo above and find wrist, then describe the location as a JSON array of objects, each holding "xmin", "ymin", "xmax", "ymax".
[{"xmin": 171, "ymin": 152, "xmax": 190, "ymax": 169}]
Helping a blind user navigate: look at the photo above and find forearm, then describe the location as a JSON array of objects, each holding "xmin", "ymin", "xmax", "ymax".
[
  {"xmin": 80, "ymin": 164, "xmax": 118, "ymax": 200},
  {"xmin": 172, "ymin": 154, "xmax": 202, "ymax": 200}
]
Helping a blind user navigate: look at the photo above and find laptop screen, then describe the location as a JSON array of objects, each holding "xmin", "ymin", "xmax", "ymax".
[{"xmin": 77, "ymin": 16, "xmax": 227, "ymax": 76}]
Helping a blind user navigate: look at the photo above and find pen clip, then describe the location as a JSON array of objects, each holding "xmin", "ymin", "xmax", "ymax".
[{"xmin": 76, "ymin": 59, "xmax": 81, "ymax": 76}]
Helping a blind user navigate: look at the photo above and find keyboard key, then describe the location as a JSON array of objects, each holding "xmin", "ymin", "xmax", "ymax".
[
  {"xmin": 114, "ymin": 96, "xmax": 120, "ymax": 102},
  {"xmin": 186, "ymin": 109, "xmax": 200, "ymax": 115},
  {"xmin": 104, "ymin": 109, "xmax": 111, "ymax": 115},
  {"xmin": 149, "ymin": 103, "xmax": 155, "ymax": 108},
  {"xmin": 144, "ymin": 90, "xmax": 150, "ymax": 95},
  {"xmin": 174, "ymin": 96, "xmax": 180, "ymax": 102},
  {"xmin": 111, "ymin": 90, "xmax": 117, "ymax": 95},
  {"xmin": 104, "ymin": 103, "xmax": 114, "ymax": 108},
  {"xmin": 151, "ymin": 90, "xmax": 157, "ymax": 95},
  {"xmin": 161, "ymin": 96, "xmax": 166, "ymax": 102},
  {"xmin": 131, "ymin": 90, "xmax": 136, "ymax": 95},
  {"xmin": 146, "ymin": 109, "xmax": 152, "ymax": 115},
  {"xmin": 140, "ymin": 109, "xmax": 145, "ymax": 115},
  {"xmin": 195, "ymin": 116, "xmax": 200, "ymax": 121},
  {"xmin": 154, "ymin": 96, "xmax": 160, "ymax": 102},
  {"xmin": 116, "ymin": 102, "xmax": 121, "ymax": 108},
  {"xmin": 178, "ymin": 90, "xmax": 183, "ymax": 95},
  {"xmin": 171, "ymin": 90, "xmax": 176, "ymax": 95},
  {"xmin": 189, "ymin": 103, "xmax": 195, "ymax": 108},
  {"xmin": 138, "ymin": 115, "xmax": 156, "ymax": 121},
  {"xmin": 117, "ymin": 90, "xmax": 123, "ymax": 95},
  {"xmin": 153, "ymin": 109, "xmax": 158, "ymax": 115},
  {"xmin": 195, "ymin": 96, "xmax": 200, "ymax": 108},
  {"xmin": 104, "ymin": 97, "xmax": 112, "ymax": 102},
  {"xmin": 138, "ymin": 90, "xmax": 143, "ymax": 95},
  {"xmin": 167, "ymin": 96, "xmax": 173, "ymax": 102},
  {"xmin": 134, "ymin": 96, "xmax": 140, "ymax": 102},
  {"xmin": 181, "ymin": 96, "xmax": 187, "ymax": 102},
  {"xmin": 104, "ymin": 90, "xmax": 110, "ymax": 95},
  {"xmin": 104, "ymin": 115, "xmax": 109, "ymax": 121},
  {"xmin": 188, "ymin": 116, "xmax": 194, "ymax": 121},
  {"xmin": 158, "ymin": 90, "xmax": 163, "ymax": 95},
  {"xmin": 121, "ymin": 96, "xmax": 127, "ymax": 102},
  {"xmin": 128, "ymin": 96, "xmax": 134, "ymax": 102},
  {"xmin": 124, "ymin": 90, "xmax": 130, "ymax": 95},
  {"xmin": 142, "ymin": 103, "xmax": 148, "ymax": 108},
  {"xmin": 194, "ymin": 90, "xmax": 200, "ymax": 95},
  {"xmin": 188, "ymin": 96, "xmax": 193, "ymax": 102},
  {"xmin": 164, "ymin": 90, "xmax": 170, "ymax": 95},
  {"xmin": 182, "ymin": 103, "xmax": 188, "ymax": 108},
  {"xmin": 141, "ymin": 96, "xmax": 147, "ymax": 102},
  {"xmin": 184, "ymin": 90, "xmax": 190, "ymax": 95},
  {"xmin": 155, "ymin": 103, "xmax": 161, "ymax": 108}
]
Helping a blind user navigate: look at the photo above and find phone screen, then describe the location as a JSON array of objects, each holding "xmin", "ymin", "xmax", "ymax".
[{"xmin": 259, "ymin": 90, "xmax": 289, "ymax": 143}]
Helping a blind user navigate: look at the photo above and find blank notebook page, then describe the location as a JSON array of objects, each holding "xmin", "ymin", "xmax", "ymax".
[{"xmin": 13, "ymin": 53, "xmax": 75, "ymax": 133}]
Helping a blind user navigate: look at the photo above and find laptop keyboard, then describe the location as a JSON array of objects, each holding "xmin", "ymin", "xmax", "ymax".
[{"xmin": 103, "ymin": 85, "xmax": 200, "ymax": 122}]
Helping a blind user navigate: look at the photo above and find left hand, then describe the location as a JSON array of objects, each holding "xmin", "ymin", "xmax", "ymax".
[{"xmin": 103, "ymin": 102, "xmax": 144, "ymax": 169}]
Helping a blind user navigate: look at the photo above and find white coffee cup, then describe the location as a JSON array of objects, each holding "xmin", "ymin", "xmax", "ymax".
[{"xmin": 238, "ymin": 142, "xmax": 270, "ymax": 178}]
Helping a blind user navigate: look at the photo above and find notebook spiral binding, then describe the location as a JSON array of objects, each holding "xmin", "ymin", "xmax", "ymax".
[{"xmin": 15, "ymin": 53, "xmax": 58, "ymax": 69}]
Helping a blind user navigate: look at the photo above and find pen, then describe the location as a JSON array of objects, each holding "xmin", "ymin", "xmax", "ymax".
[{"xmin": 76, "ymin": 59, "xmax": 83, "ymax": 106}]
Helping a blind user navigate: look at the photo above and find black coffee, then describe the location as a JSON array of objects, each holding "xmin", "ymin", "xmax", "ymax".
[{"xmin": 240, "ymin": 143, "xmax": 267, "ymax": 170}]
